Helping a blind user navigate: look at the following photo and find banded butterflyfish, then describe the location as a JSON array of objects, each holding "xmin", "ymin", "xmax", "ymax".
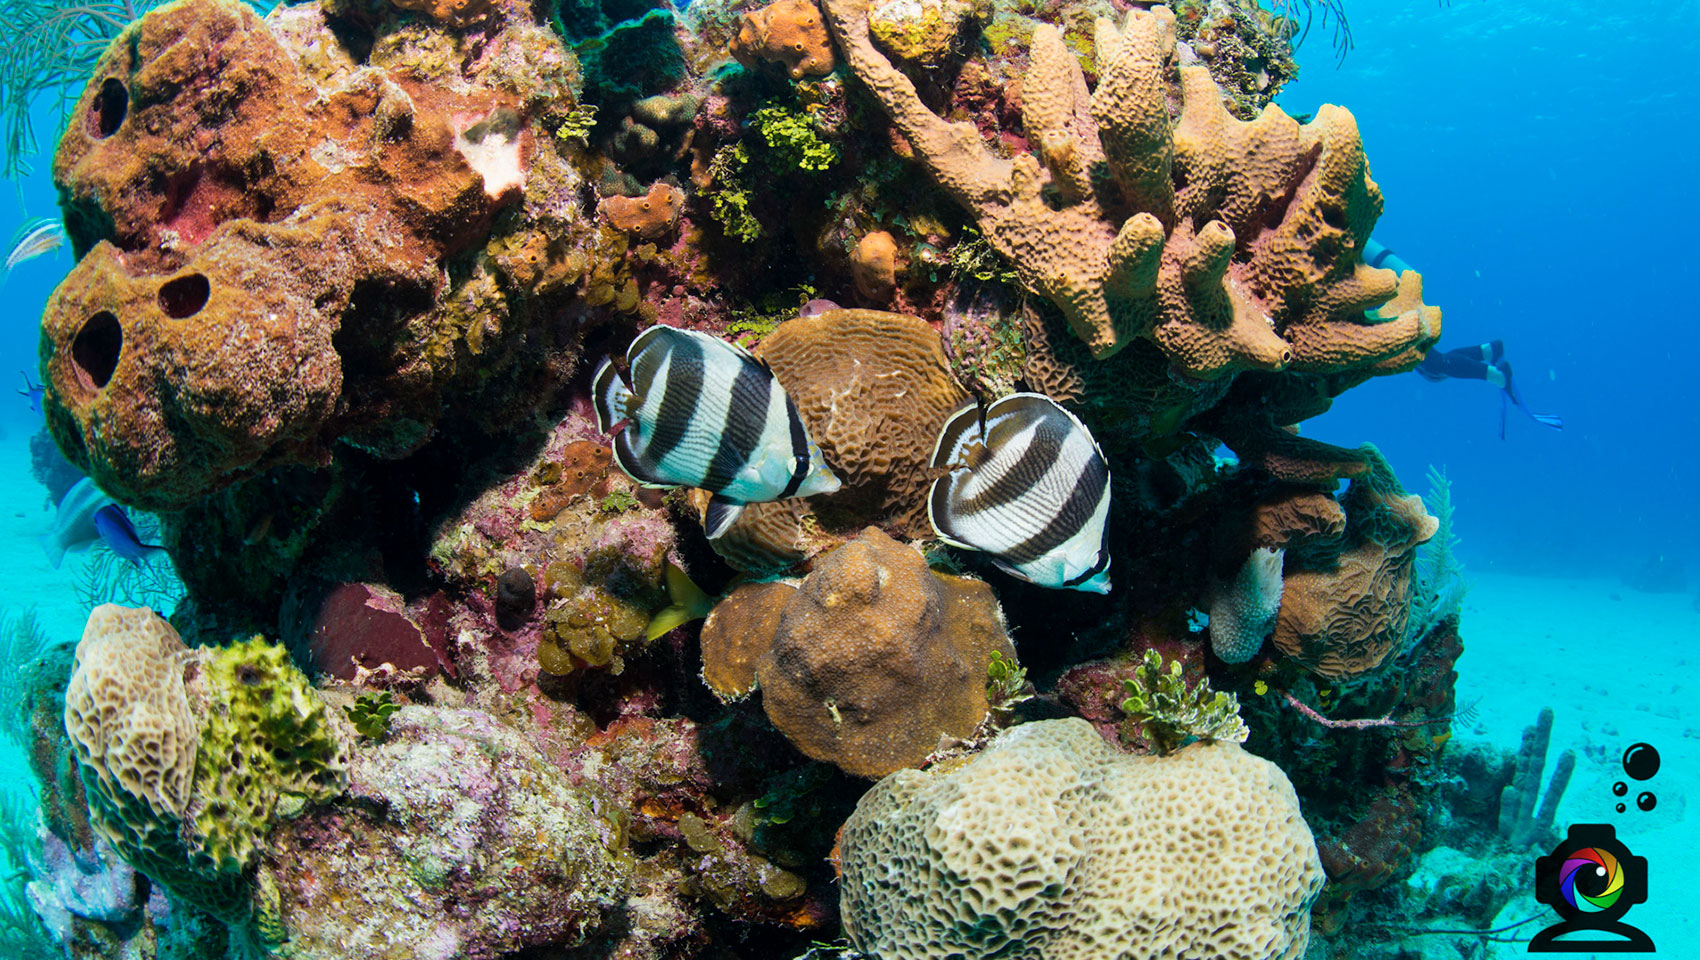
[
  {"xmin": 593, "ymin": 325, "xmax": 841, "ymax": 539},
  {"xmin": 927, "ymin": 393, "xmax": 1112, "ymax": 593}
]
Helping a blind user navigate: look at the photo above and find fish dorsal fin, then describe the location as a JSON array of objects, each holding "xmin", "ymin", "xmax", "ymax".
[
  {"xmin": 984, "ymin": 392, "xmax": 1109, "ymax": 469},
  {"xmin": 591, "ymin": 357, "xmax": 629, "ymax": 434},
  {"xmin": 628, "ymin": 323, "xmax": 681, "ymax": 359},
  {"xmin": 702, "ymin": 495, "xmax": 746, "ymax": 540},
  {"xmin": 931, "ymin": 399, "xmax": 987, "ymax": 469}
]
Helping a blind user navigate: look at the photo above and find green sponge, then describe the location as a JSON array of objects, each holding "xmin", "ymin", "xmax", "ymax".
[{"xmin": 187, "ymin": 636, "xmax": 345, "ymax": 875}]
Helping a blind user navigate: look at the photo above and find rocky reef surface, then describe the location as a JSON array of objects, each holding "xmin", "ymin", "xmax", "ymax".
[{"xmin": 12, "ymin": 0, "xmax": 1486, "ymax": 955}]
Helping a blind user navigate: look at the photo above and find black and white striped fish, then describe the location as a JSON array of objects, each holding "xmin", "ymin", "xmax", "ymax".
[
  {"xmin": 593, "ymin": 325, "xmax": 841, "ymax": 538},
  {"xmin": 928, "ymin": 393, "xmax": 1112, "ymax": 593}
]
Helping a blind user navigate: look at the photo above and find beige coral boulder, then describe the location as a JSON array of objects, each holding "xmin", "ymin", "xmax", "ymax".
[
  {"xmin": 838, "ymin": 718, "xmax": 1326, "ymax": 960},
  {"xmin": 711, "ymin": 527, "xmax": 1015, "ymax": 777}
]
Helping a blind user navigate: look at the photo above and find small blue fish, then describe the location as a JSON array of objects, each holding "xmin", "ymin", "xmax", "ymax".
[
  {"xmin": 4, "ymin": 217, "xmax": 65, "ymax": 274},
  {"xmin": 39, "ymin": 477, "xmax": 115, "ymax": 568},
  {"xmin": 92, "ymin": 505, "xmax": 167, "ymax": 567},
  {"xmin": 17, "ymin": 371, "xmax": 43, "ymax": 414},
  {"xmin": 593, "ymin": 325, "xmax": 841, "ymax": 538}
]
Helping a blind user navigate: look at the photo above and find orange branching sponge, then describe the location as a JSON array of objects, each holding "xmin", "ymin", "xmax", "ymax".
[
  {"xmin": 822, "ymin": 0, "xmax": 1439, "ymax": 374},
  {"xmin": 731, "ymin": 0, "xmax": 837, "ymax": 79},
  {"xmin": 1272, "ymin": 446, "xmax": 1439, "ymax": 679},
  {"xmin": 600, "ymin": 182, "xmax": 685, "ymax": 241},
  {"xmin": 708, "ymin": 528, "xmax": 1015, "ymax": 778}
]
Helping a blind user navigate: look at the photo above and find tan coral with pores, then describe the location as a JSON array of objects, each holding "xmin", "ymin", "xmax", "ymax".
[{"xmin": 839, "ymin": 718, "xmax": 1326, "ymax": 960}]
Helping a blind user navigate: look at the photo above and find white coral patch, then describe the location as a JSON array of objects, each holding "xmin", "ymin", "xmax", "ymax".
[{"xmin": 454, "ymin": 113, "xmax": 527, "ymax": 198}]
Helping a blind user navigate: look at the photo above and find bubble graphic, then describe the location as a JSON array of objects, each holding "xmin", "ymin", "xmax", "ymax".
[
  {"xmin": 1616, "ymin": 803, "xmax": 1627, "ymax": 813},
  {"xmin": 1622, "ymin": 743, "xmax": 1660, "ymax": 781},
  {"xmin": 1613, "ymin": 781, "xmax": 1628, "ymax": 797},
  {"xmin": 1637, "ymin": 792, "xmax": 1656, "ymax": 812}
]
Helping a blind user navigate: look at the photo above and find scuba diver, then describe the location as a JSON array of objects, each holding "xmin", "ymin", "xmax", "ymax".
[{"xmin": 1365, "ymin": 238, "xmax": 1564, "ymax": 439}]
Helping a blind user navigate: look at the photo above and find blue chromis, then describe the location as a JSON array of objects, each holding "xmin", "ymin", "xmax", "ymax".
[
  {"xmin": 927, "ymin": 393, "xmax": 1113, "ymax": 593},
  {"xmin": 592, "ymin": 325, "xmax": 841, "ymax": 538}
]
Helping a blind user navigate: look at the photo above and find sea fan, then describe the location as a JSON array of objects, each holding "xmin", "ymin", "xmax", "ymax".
[
  {"xmin": 0, "ymin": 608, "xmax": 54, "ymax": 749},
  {"xmin": 70, "ymin": 511, "xmax": 185, "ymax": 615},
  {"xmin": 0, "ymin": 788, "xmax": 54, "ymax": 960},
  {"xmin": 1404, "ymin": 464, "xmax": 1468, "ymax": 652},
  {"xmin": 1266, "ymin": 0, "xmax": 1354, "ymax": 64}
]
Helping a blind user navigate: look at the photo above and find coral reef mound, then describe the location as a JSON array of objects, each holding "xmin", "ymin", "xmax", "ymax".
[
  {"xmin": 838, "ymin": 718, "xmax": 1325, "ymax": 960},
  {"xmin": 263, "ymin": 705, "xmax": 632, "ymax": 958},
  {"xmin": 757, "ymin": 308, "xmax": 969, "ymax": 539},
  {"xmin": 735, "ymin": 527, "xmax": 1015, "ymax": 777},
  {"xmin": 64, "ymin": 605, "xmax": 345, "ymax": 933}
]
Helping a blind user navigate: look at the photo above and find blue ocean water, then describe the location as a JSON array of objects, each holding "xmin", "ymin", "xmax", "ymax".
[
  {"xmin": 0, "ymin": 0, "xmax": 1694, "ymax": 955},
  {"xmin": 1277, "ymin": 0, "xmax": 1700, "ymax": 580}
]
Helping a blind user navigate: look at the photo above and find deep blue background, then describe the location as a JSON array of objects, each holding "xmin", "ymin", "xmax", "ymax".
[
  {"xmin": 3, "ymin": 0, "xmax": 1696, "ymax": 582},
  {"xmin": 1276, "ymin": 0, "xmax": 1700, "ymax": 580}
]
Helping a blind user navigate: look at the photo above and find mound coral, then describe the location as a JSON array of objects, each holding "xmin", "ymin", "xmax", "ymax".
[
  {"xmin": 63, "ymin": 605, "xmax": 344, "ymax": 934},
  {"xmin": 823, "ymin": 0, "xmax": 1438, "ymax": 373},
  {"xmin": 707, "ymin": 528, "xmax": 1015, "ymax": 777},
  {"xmin": 838, "ymin": 718, "xmax": 1325, "ymax": 960},
  {"xmin": 1272, "ymin": 445, "xmax": 1439, "ymax": 679}
]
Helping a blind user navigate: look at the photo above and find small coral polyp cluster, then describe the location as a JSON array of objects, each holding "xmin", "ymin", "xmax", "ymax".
[{"xmin": 22, "ymin": 0, "xmax": 1464, "ymax": 955}]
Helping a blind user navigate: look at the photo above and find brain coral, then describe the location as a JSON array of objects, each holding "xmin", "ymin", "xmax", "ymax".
[
  {"xmin": 64, "ymin": 605, "xmax": 344, "ymax": 931},
  {"xmin": 743, "ymin": 527, "xmax": 1015, "ymax": 777},
  {"xmin": 1272, "ymin": 445, "xmax": 1439, "ymax": 679},
  {"xmin": 756, "ymin": 309, "xmax": 968, "ymax": 539},
  {"xmin": 823, "ymin": 0, "xmax": 1439, "ymax": 374},
  {"xmin": 839, "ymin": 718, "xmax": 1325, "ymax": 960}
]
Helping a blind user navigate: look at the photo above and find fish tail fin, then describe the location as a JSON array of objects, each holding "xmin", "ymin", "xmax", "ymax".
[
  {"xmin": 702, "ymin": 496, "xmax": 745, "ymax": 539},
  {"xmin": 37, "ymin": 533, "xmax": 65, "ymax": 569},
  {"xmin": 592, "ymin": 358, "xmax": 629, "ymax": 434},
  {"xmin": 645, "ymin": 561, "xmax": 716, "ymax": 641}
]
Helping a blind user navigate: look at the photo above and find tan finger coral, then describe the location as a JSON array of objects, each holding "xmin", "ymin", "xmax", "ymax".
[
  {"xmin": 1272, "ymin": 445, "xmax": 1439, "ymax": 679},
  {"xmin": 822, "ymin": 0, "xmax": 1439, "ymax": 374},
  {"xmin": 749, "ymin": 527, "xmax": 1015, "ymax": 777},
  {"xmin": 838, "ymin": 718, "xmax": 1326, "ymax": 960},
  {"xmin": 756, "ymin": 309, "xmax": 968, "ymax": 539}
]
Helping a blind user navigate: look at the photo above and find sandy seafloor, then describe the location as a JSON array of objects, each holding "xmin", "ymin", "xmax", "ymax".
[{"xmin": 0, "ymin": 417, "xmax": 1693, "ymax": 958}]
